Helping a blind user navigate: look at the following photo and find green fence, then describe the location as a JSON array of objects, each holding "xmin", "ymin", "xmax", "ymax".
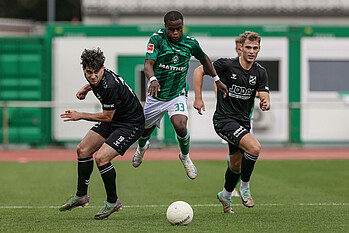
[{"xmin": 0, "ymin": 37, "xmax": 50, "ymax": 145}]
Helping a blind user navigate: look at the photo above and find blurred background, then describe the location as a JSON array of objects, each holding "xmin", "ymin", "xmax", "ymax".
[{"xmin": 0, "ymin": 0, "xmax": 349, "ymax": 150}]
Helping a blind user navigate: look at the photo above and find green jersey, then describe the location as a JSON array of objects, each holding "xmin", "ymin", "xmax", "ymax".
[{"xmin": 145, "ymin": 28, "xmax": 206, "ymax": 101}]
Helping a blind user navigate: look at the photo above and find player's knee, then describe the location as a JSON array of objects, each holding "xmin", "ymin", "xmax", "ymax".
[
  {"xmin": 94, "ymin": 153, "xmax": 106, "ymax": 167},
  {"xmin": 248, "ymin": 142, "xmax": 261, "ymax": 156},
  {"xmin": 76, "ymin": 144, "xmax": 90, "ymax": 159},
  {"xmin": 229, "ymin": 159, "xmax": 241, "ymax": 172},
  {"xmin": 173, "ymin": 122, "xmax": 187, "ymax": 136}
]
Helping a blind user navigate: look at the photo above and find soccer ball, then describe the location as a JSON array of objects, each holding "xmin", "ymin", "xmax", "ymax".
[{"xmin": 166, "ymin": 201, "xmax": 193, "ymax": 226}]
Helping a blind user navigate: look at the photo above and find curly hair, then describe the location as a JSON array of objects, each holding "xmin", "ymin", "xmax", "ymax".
[{"xmin": 80, "ymin": 48, "xmax": 105, "ymax": 71}]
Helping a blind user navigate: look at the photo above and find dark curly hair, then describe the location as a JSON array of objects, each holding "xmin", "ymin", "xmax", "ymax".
[{"xmin": 80, "ymin": 48, "xmax": 105, "ymax": 71}]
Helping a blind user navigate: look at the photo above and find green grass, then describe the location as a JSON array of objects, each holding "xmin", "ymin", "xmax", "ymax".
[{"xmin": 0, "ymin": 159, "xmax": 348, "ymax": 232}]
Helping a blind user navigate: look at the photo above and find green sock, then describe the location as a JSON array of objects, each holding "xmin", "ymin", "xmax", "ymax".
[
  {"xmin": 177, "ymin": 129, "xmax": 190, "ymax": 155},
  {"xmin": 138, "ymin": 135, "xmax": 151, "ymax": 148}
]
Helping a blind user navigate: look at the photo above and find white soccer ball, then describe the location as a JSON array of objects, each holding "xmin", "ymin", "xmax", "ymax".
[{"xmin": 166, "ymin": 201, "xmax": 193, "ymax": 226}]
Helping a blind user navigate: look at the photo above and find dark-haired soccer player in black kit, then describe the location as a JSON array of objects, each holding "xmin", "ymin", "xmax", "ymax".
[
  {"xmin": 193, "ymin": 31, "xmax": 270, "ymax": 214},
  {"xmin": 59, "ymin": 48, "xmax": 145, "ymax": 219}
]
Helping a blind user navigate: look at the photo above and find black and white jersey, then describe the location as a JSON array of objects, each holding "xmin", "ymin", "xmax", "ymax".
[
  {"xmin": 212, "ymin": 57, "xmax": 269, "ymax": 124},
  {"xmin": 89, "ymin": 68, "xmax": 144, "ymax": 126}
]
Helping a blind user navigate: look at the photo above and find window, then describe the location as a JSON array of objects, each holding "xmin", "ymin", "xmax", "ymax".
[
  {"xmin": 309, "ymin": 60, "xmax": 349, "ymax": 91},
  {"xmin": 256, "ymin": 60, "xmax": 279, "ymax": 91}
]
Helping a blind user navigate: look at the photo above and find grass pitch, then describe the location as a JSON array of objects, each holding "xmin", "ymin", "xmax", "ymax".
[{"xmin": 0, "ymin": 159, "xmax": 348, "ymax": 232}]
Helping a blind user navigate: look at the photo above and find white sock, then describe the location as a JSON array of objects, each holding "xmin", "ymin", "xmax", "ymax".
[
  {"xmin": 240, "ymin": 181, "xmax": 249, "ymax": 190},
  {"xmin": 222, "ymin": 188, "xmax": 232, "ymax": 200}
]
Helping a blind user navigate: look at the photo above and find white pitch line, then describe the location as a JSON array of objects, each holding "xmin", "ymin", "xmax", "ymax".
[{"xmin": 0, "ymin": 203, "xmax": 348, "ymax": 209}]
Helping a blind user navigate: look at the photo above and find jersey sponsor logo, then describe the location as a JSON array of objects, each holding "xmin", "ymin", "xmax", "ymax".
[
  {"xmin": 233, "ymin": 126, "xmax": 247, "ymax": 138},
  {"xmin": 231, "ymin": 74, "xmax": 237, "ymax": 79},
  {"xmin": 103, "ymin": 103, "xmax": 115, "ymax": 108},
  {"xmin": 159, "ymin": 63, "xmax": 186, "ymax": 71},
  {"xmin": 249, "ymin": 75, "xmax": 256, "ymax": 85},
  {"xmin": 228, "ymin": 84, "xmax": 253, "ymax": 100},
  {"xmin": 147, "ymin": 43, "xmax": 154, "ymax": 53}
]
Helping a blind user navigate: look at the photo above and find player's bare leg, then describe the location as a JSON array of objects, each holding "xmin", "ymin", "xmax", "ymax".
[
  {"xmin": 172, "ymin": 114, "xmax": 197, "ymax": 179},
  {"xmin": 132, "ymin": 126, "xmax": 155, "ymax": 168}
]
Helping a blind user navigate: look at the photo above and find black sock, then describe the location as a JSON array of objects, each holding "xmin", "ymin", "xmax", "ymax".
[
  {"xmin": 240, "ymin": 152, "xmax": 258, "ymax": 182},
  {"xmin": 224, "ymin": 166, "xmax": 241, "ymax": 192},
  {"xmin": 76, "ymin": 157, "xmax": 93, "ymax": 197},
  {"xmin": 98, "ymin": 162, "xmax": 117, "ymax": 203}
]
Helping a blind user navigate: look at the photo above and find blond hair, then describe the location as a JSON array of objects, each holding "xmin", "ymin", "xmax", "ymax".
[{"xmin": 239, "ymin": 31, "xmax": 261, "ymax": 45}]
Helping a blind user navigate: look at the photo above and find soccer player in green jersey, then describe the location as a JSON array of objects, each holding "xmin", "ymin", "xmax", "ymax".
[{"xmin": 132, "ymin": 10, "xmax": 227, "ymax": 179}]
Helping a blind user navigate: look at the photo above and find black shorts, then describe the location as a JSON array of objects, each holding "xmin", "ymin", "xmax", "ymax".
[
  {"xmin": 91, "ymin": 121, "xmax": 145, "ymax": 156},
  {"xmin": 213, "ymin": 117, "xmax": 250, "ymax": 154}
]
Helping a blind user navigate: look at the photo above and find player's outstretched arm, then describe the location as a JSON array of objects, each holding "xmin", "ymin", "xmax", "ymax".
[
  {"xmin": 60, "ymin": 109, "xmax": 115, "ymax": 122},
  {"xmin": 193, "ymin": 65, "xmax": 206, "ymax": 115}
]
